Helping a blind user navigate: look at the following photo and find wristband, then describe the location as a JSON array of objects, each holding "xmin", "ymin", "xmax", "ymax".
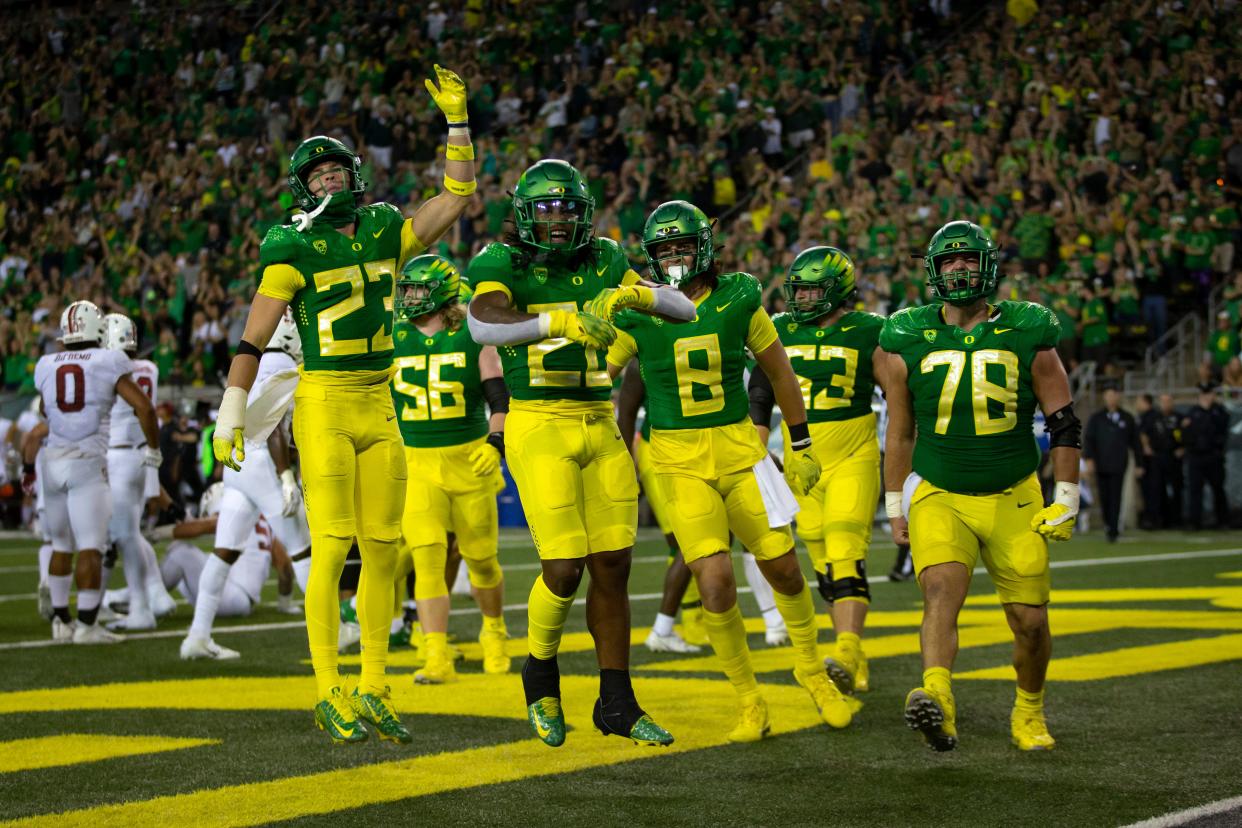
[
  {"xmin": 885, "ymin": 491, "xmax": 904, "ymax": 519},
  {"xmin": 448, "ymin": 125, "xmax": 470, "ymax": 136},
  {"xmin": 445, "ymin": 142, "xmax": 475, "ymax": 161},
  {"xmin": 486, "ymin": 431, "xmax": 505, "ymax": 457},
  {"xmin": 787, "ymin": 421, "xmax": 811, "ymax": 451},
  {"xmin": 1052, "ymin": 481, "xmax": 1081, "ymax": 513},
  {"xmin": 443, "ymin": 174, "xmax": 477, "ymax": 196}
]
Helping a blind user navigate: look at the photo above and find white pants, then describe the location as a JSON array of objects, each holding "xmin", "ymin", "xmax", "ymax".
[
  {"xmin": 144, "ymin": 466, "xmax": 160, "ymax": 499},
  {"xmin": 216, "ymin": 448, "xmax": 311, "ymax": 554},
  {"xmin": 160, "ymin": 541, "xmax": 254, "ymax": 616},
  {"xmin": 43, "ymin": 447, "xmax": 110, "ymax": 552},
  {"xmin": 108, "ymin": 448, "xmax": 146, "ymax": 547}
]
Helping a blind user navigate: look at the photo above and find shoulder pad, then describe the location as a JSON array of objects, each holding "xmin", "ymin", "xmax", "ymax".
[
  {"xmin": 1000, "ymin": 300, "xmax": 1061, "ymax": 346},
  {"xmin": 722, "ymin": 271, "xmax": 763, "ymax": 312},
  {"xmin": 593, "ymin": 236, "xmax": 623, "ymax": 259},
  {"xmin": 879, "ymin": 306, "xmax": 935, "ymax": 352},
  {"xmin": 770, "ymin": 311, "xmax": 794, "ymax": 329},
  {"xmin": 259, "ymin": 224, "xmax": 304, "ymax": 267},
  {"xmin": 361, "ymin": 201, "xmax": 405, "ymax": 228},
  {"xmin": 465, "ymin": 243, "xmax": 516, "ymax": 286}
]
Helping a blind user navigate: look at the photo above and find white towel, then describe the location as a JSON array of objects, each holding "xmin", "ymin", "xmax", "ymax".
[
  {"xmin": 243, "ymin": 367, "xmax": 301, "ymax": 445},
  {"xmin": 753, "ymin": 455, "xmax": 800, "ymax": 528},
  {"xmin": 900, "ymin": 472, "xmax": 925, "ymax": 519}
]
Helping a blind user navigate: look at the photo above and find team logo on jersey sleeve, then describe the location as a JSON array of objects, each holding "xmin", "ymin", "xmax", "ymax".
[
  {"xmin": 532, "ymin": 266, "xmax": 548, "ymax": 285},
  {"xmin": 397, "ymin": 330, "xmax": 408, "ymax": 342},
  {"xmin": 923, "ymin": 329, "xmax": 938, "ymax": 343},
  {"xmin": 313, "ymin": 240, "xmax": 327, "ymax": 255}
]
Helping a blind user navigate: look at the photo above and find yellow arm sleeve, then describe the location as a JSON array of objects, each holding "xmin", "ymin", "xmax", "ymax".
[
  {"xmin": 400, "ymin": 219, "xmax": 426, "ymax": 265},
  {"xmin": 471, "ymin": 281, "xmax": 513, "ymax": 300},
  {"xmin": 256, "ymin": 264, "xmax": 306, "ymax": 302},
  {"xmin": 606, "ymin": 328, "xmax": 639, "ymax": 368},
  {"xmin": 745, "ymin": 308, "xmax": 779, "ymax": 353},
  {"xmin": 620, "ymin": 269, "xmax": 642, "ymax": 287}
]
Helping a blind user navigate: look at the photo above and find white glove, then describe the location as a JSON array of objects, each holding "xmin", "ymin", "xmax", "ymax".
[
  {"xmin": 213, "ymin": 386, "xmax": 248, "ymax": 471},
  {"xmin": 142, "ymin": 446, "xmax": 163, "ymax": 468},
  {"xmin": 280, "ymin": 468, "xmax": 300, "ymax": 517}
]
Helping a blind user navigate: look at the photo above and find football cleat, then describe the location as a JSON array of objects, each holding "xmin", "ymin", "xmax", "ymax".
[
  {"xmin": 350, "ymin": 685, "xmax": 412, "ymax": 744},
  {"xmin": 479, "ymin": 628, "xmax": 511, "ymax": 674},
  {"xmin": 414, "ymin": 648, "xmax": 458, "ymax": 684},
  {"xmin": 905, "ymin": 687, "xmax": 958, "ymax": 752},
  {"xmin": 337, "ymin": 621, "xmax": 361, "ymax": 653},
  {"xmin": 148, "ymin": 583, "xmax": 178, "ymax": 618},
  {"xmin": 645, "ymin": 629, "xmax": 702, "ymax": 654},
  {"xmin": 37, "ymin": 581, "xmax": 53, "ymax": 621},
  {"xmin": 97, "ymin": 602, "xmax": 124, "ymax": 624},
  {"xmin": 51, "ymin": 617, "xmax": 74, "ymax": 643},
  {"xmin": 764, "ymin": 622, "xmax": 790, "ymax": 647},
  {"xmin": 680, "ymin": 606, "xmax": 709, "ymax": 647},
  {"xmin": 109, "ymin": 610, "xmax": 157, "ymax": 632},
  {"xmin": 728, "ymin": 697, "xmax": 772, "ymax": 743},
  {"xmin": 73, "ymin": 622, "xmax": 124, "ymax": 645},
  {"xmin": 389, "ymin": 622, "xmax": 413, "ymax": 648},
  {"xmin": 276, "ymin": 593, "xmax": 302, "ymax": 615},
  {"xmin": 824, "ymin": 650, "xmax": 870, "ymax": 695},
  {"xmin": 314, "ymin": 687, "xmax": 368, "ymax": 744},
  {"xmin": 593, "ymin": 697, "xmax": 673, "ymax": 746},
  {"xmin": 1011, "ymin": 708, "xmax": 1056, "ymax": 751},
  {"xmin": 180, "ymin": 635, "xmax": 240, "ymax": 661},
  {"xmin": 527, "ymin": 697, "xmax": 567, "ymax": 747},
  {"xmin": 794, "ymin": 668, "xmax": 856, "ymax": 729}
]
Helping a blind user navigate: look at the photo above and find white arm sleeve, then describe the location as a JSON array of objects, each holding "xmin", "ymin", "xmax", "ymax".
[
  {"xmin": 650, "ymin": 287, "xmax": 697, "ymax": 321},
  {"xmin": 466, "ymin": 306, "xmax": 546, "ymax": 346}
]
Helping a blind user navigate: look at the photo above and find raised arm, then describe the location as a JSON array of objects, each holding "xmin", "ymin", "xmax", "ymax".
[{"xmin": 406, "ymin": 66, "xmax": 476, "ymax": 253}]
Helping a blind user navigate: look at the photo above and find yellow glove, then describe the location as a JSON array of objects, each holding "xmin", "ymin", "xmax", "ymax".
[
  {"xmin": 470, "ymin": 440, "xmax": 502, "ymax": 477},
  {"xmin": 1030, "ymin": 481, "xmax": 1079, "ymax": 542},
  {"xmin": 424, "ymin": 64, "xmax": 468, "ymax": 123},
  {"xmin": 544, "ymin": 309, "xmax": 617, "ymax": 350},
  {"xmin": 583, "ymin": 284, "xmax": 655, "ymax": 321},
  {"xmin": 212, "ymin": 386, "xmax": 248, "ymax": 471},
  {"xmin": 784, "ymin": 448, "xmax": 821, "ymax": 497}
]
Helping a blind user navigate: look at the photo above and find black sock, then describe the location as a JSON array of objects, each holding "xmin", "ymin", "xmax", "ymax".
[
  {"xmin": 53, "ymin": 607, "xmax": 71, "ymax": 623},
  {"xmin": 78, "ymin": 607, "xmax": 99, "ymax": 626},
  {"xmin": 522, "ymin": 654, "xmax": 560, "ymax": 705},
  {"xmin": 600, "ymin": 668, "xmax": 635, "ymax": 704}
]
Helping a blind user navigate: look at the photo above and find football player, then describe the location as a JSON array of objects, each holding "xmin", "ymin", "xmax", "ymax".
[
  {"xmin": 466, "ymin": 160, "xmax": 696, "ymax": 748},
  {"xmin": 389, "ymin": 254, "xmax": 511, "ymax": 682},
  {"xmin": 212, "ymin": 66, "xmax": 475, "ymax": 744},
  {"xmin": 881, "ymin": 221, "xmax": 1080, "ymax": 752},
  {"xmin": 182, "ymin": 310, "xmax": 312, "ymax": 661},
  {"xmin": 28, "ymin": 301, "xmax": 160, "ymax": 644},
  {"xmin": 750, "ymin": 247, "xmax": 884, "ymax": 695},
  {"xmin": 600, "ymin": 201, "xmax": 856, "ymax": 741}
]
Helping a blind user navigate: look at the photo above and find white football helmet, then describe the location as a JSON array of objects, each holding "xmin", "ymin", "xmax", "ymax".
[
  {"xmin": 199, "ymin": 482, "xmax": 225, "ymax": 517},
  {"xmin": 271, "ymin": 309, "xmax": 303, "ymax": 364},
  {"xmin": 59, "ymin": 300, "xmax": 105, "ymax": 345},
  {"xmin": 103, "ymin": 313, "xmax": 138, "ymax": 353}
]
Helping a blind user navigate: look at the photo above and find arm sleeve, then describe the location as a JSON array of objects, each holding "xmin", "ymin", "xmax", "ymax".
[
  {"xmin": 649, "ymin": 286, "xmax": 697, "ymax": 321},
  {"xmin": 257, "ymin": 264, "xmax": 306, "ymax": 302},
  {"xmin": 400, "ymin": 219, "xmax": 426, "ymax": 265},
  {"xmin": 748, "ymin": 365, "xmax": 776, "ymax": 427},
  {"xmin": 744, "ymin": 308, "xmax": 779, "ymax": 353},
  {"xmin": 606, "ymin": 328, "xmax": 639, "ymax": 369}
]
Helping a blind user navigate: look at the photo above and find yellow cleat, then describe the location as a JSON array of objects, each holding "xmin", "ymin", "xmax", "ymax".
[
  {"xmin": 794, "ymin": 668, "xmax": 856, "ymax": 729},
  {"xmin": 727, "ymin": 696, "xmax": 771, "ymax": 743},
  {"xmin": 414, "ymin": 647, "xmax": 458, "ymax": 685},
  {"xmin": 1011, "ymin": 708, "xmax": 1056, "ymax": 751},
  {"xmin": 479, "ymin": 628, "xmax": 511, "ymax": 674},
  {"xmin": 824, "ymin": 649, "xmax": 870, "ymax": 695},
  {"xmin": 854, "ymin": 653, "xmax": 870, "ymax": 693},
  {"xmin": 905, "ymin": 687, "xmax": 957, "ymax": 752},
  {"xmin": 680, "ymin": 605, "xmax": 709, "ymax": 647}
]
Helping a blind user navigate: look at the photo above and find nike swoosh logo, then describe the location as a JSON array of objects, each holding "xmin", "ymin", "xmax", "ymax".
[
  {"xmin": 387, "ymin": 414, "xmax": 397, "ymax": 421},
  {"xmin": 995, "ymin": 327, "xmax": 1013, "ymax": 333},
  {"xmin": 716, "ymin": 301, "xmax": 733, "ymax": 312},
  {"xmin": 534, "ymin": 718, "xmax": 551, "ymax": 739},
  {"xmin": 372, "ymin": 228, "xmax": 385, "ymax": 239},
  {"xmin": 596, "ymin": 265, "xmax": 608, "ymax": 277},
  {"xmin": 1017, "ymin": 501, "xmax": 1031, "ymax": 508},
  {"xmin": 841, "ymin": 326, "xmax": 856, "ymax": 332}
]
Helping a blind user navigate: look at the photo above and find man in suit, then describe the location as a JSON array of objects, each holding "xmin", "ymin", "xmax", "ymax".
[{"xmin": 1084, "ymin": 386, "xmax": 1141, "ymax": 542}]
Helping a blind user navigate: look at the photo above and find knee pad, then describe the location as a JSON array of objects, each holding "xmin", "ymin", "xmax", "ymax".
[
  {"xmin": 412, "ymin": 544, "xmax": 449, "ymax": 601},
  {"xmin": 816, "ymin": 560, "xmax": 871, "ymax": 605},
  {"xmin": 465, "ymin": 554, "xmax": 503, "ymax": 590}
]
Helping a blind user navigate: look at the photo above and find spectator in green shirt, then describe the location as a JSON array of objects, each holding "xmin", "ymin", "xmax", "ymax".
[
  {"xmin": 1079, "ymin": 281, "xmax": 1112, "ymax": 369},
  {"xmin": 1202, "ymin": 310, "xmax": 1242, "ymax": 388}
]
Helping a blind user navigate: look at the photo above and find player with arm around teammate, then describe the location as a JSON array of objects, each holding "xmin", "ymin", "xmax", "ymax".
[
  {"xmin": 749, "ymin": 246, "xmax": 884, "ymax": 696},
  {"xmin": 602, "ymin": 201, "xmax": 857, "ymax": 742},
  {"xmin": 881, "ymin": 221, "xmax": 1080, "ymax": 752}
]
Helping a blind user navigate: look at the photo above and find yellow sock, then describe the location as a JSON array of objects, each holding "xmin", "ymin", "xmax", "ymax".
[
  {"xmin": 702, "ymin": 603, "xmax": 759, "ymax": 700},
  {"xmin": 306, "ymin": 535, "xmax": 353, "ymax": 699},
  {"xmin": 1015, "ymin": 687, "xmax": 1044, "ymax": 711},
  {"xmin": 771, "ymin": 581, "xmax": 821, "ymax": 674},
  {"xmin": 482, "ymin": 614, "xmax": 506, "ymax": 634},
  {"xmin": 682, "ymin": 576, "xmax": 700, "ymax": 606},
  {"xmin": 527, "ymin": 576, "xmax": 574, "ymax": 660},
  {"xmin": 923, "ymin": 666, "xmax": 952, "ymax": 697},
  {"xmin": 357, "ymin": 536, "xmax": 399, "ymax": 694}
]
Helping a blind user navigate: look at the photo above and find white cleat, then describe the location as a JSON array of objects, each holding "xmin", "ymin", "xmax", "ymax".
[
  {"xmin": 51, "ymin": 617, "xmax": 74, "ymax": 643},
  {"xmin": 109, "ymin": 610, "xmax": 157, "ymax": 632},
  {"xmin": 73, "ymin": 622, "xmax": 125, "ymax": 645},
  {"xmin": 97, "ymin": 604, "xmax": 124, "ymax": 623},
  {"xmin": 645, "ymin": 629, "xmax": 702, "ymax": 654},
  {"xmin": 103, "ymin": 586, "xmax": 130, "ymax": 607},
  {"xmin": 764, "ymin": 624, "xmax": 790, "ymax": 647},
  {"xmin": 337, "ymin": 621, "xmax": 362, "ymax": 653},
  {"xmin": 180, "ymin": 635, "xmax": 240, "ymax": 660},
  {"xmin": 275, "ymin": 594, "xmax": 303, "ymax": 616},
  {"xmin": 37, "ymin": 581, "xmax": 53, "ymax": 621},
  {"xmin": 148, "ymin": 583, "xmax": 178, "ymax": 618}
]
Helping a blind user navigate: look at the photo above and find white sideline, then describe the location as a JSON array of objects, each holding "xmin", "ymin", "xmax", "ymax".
[
  {"xmin": 1, "ymin": 546, "xmax": 1240, "ymax": 652},
  {"xmin": 1121, "ymin": 794, "xmax": 1242, "ymax": 827}
]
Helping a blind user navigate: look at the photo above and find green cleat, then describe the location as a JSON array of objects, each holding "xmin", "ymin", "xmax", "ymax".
[
  {"xmin": 350, "ymin": 685, "xmax": 412, "ymax": 744},
  {"xmin": 592, "ymin": 698, "xmax": 674, "ymax": 746},
  {"xmin": 620, "ymin": 713, "xmax": 674, "ymax": 747},
  {"xmin": 389, "ymin": 622, "xmax": 412, "ymax": 648},
  {"xmin": 313, "ymin": 687, "xmax": 368, "ymax": 744},
  {"xmin": 527, "ymin": 697, "xmax": 566, "ymax": 747}
]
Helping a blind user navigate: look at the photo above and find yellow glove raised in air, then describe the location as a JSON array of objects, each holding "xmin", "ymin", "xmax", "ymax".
[
  {"xmin": 470, "ymin": 439, "xmax": 502, "ymax": 478},
  {"xmin": 213, "ymin": 386, "xmax": 248, "ymax": 472},
  {"xmin": 424, "ymin": 64, "xmax": 469, "ymax": 123},
  {"xmin": 583, "ymin": 284, "xmax": 655, "ymax": 321},
  {"xmin": 1030, "ymin": 481, "xmax": 1079, "ymax": 542},
  {"xmin": 543, "ymin": 309, "xmax": 617, "ymax": 351}
]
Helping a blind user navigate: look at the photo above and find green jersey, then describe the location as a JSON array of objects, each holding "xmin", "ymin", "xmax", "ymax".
[
  {"xmin": 259, "ymin": 203, "xmax": 406, "ymax": 373},
  {"xmin": 390, "ymin": 320, "xmax": 489, "ymax": 448},
  {"xmin": 773, "ymin": 310, "xmax": 884, "ymax": 423},
  {"xmin": 610, "ymin": 272, "xmax": 768, "ymax": 430},
  {"xmin": 466, "ymin": 237, "xmax": 635, "ymax": 402},
  {"xmin": 880, "ymin": 300, "xmax": 1061, "ymax": 494}
]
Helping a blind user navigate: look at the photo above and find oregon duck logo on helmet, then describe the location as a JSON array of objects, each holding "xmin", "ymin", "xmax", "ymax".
[
  {"xmin": 924, "ymin": 220, "xmax": 999, "ymax": 306},
  {"xmin": 782, "ymin": 246, "xmax": 856, "ymax": 323},
  {"xmin": 512, "ymin": 160, "xmax": 595, "ymax": 252},
  {"xmin": 395, "ymin": 255, "xmax": 462, "ymax": 320},
  {"xmin": 641, "ymin": 200, "xmax": 715, "ymax": 287}
]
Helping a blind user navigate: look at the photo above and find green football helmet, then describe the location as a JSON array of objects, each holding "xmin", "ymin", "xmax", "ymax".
[
  {"xmin": 641, "ymin": 200, "xmax": 715, "ymax": 287},
  {"xmin": 512, "ymin": 159, "xmax": 595, "ymax": 251},
  {"xmin": 924, "ymin": 220, "xmax": 998, "ymax": 306},
  {"xmin": 782, "ymin": 246, "xmax": 856, "ymax": 323},
  {"xmin": 288, "ymin": 135, "xmax": 366, "ymax": 210},
  {"xmin": 395, "ymin": 255, "xmax": 461, "ymax": 320}
]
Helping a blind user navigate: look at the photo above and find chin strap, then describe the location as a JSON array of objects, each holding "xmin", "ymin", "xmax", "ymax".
[{"xmin": 292, "ymin": 193, "xmax": 332, "ymax": 233}]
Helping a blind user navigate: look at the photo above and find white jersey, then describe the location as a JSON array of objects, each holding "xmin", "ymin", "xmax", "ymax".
[
  {"xmin": 34, "ymin": 348, "xmax": 130, "ymax": 457},
  {"xmin": 244, "ymin": 350, "xmax": 297, "ymax": 450},
  {"xmin": 109, "ymin": 358, "xmax": 158, "ymax": 446}
]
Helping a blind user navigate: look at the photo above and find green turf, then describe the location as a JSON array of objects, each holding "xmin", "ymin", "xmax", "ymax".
[{"xmin": 2, "ymin": 528, "xmax": 1242, "ymax": 826}]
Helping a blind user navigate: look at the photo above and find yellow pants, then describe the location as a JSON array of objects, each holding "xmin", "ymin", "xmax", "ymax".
[
  {"xmin": 908, "ymin": 473, "xmax": 1050, "ymax": 605},
  {"xmin": 402, "ymin": 437, "xmax": 502, "ymax": 559},
  {"xmin": 504, "ymin": 404, "xmax": 638, "ymax": 559},
  {"xmin": 635, "ymin": 434, "xmax": 673, "ymax": 535}
]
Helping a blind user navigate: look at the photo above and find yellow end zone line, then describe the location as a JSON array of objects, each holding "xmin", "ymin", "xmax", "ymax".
[{"xmin": 0, "ymin": 734, "xmax": 218, "ymax": 774}]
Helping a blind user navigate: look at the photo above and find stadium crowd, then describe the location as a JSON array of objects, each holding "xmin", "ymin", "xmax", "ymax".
[{"xmin": 1, "ymin": 0, "xmax": 1240, "ymax": 395}]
